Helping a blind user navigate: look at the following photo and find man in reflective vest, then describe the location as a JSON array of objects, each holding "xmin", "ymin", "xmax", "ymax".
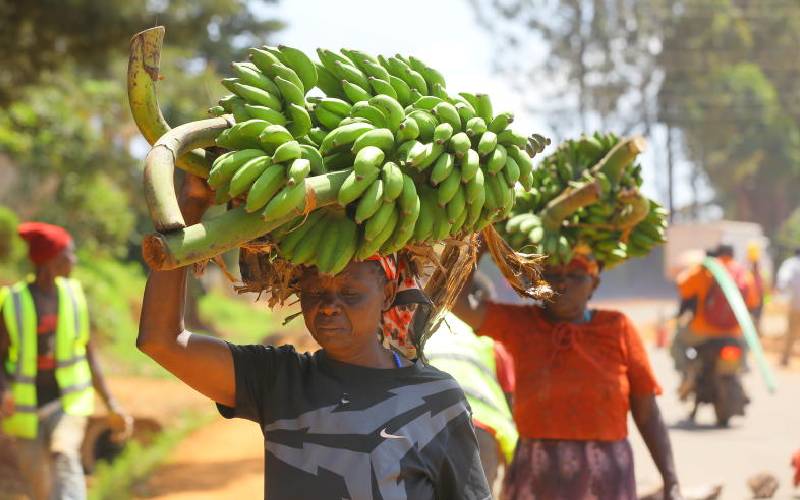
[
  {"xmin": 424, "ymin": 273, "xmax": 518, "ymax": 494},
  {"xmin": 0, "ymin": 222, "xmax": 128, "ymax": 500}
]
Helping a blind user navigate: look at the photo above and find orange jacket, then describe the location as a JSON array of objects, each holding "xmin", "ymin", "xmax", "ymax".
[{"xmin": 677, "ymin": 256, "xmax": 760, "ymax": 337}]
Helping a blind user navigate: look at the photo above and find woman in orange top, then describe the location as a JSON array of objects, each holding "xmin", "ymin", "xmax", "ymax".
[{"xmin": 454, "ymin": 253, "xmax": 682, "ymax": 500}]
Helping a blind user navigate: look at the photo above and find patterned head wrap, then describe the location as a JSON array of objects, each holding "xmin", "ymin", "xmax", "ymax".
[{"xmin": 365, "ymin": 254, "xmax": 431, "ymax": 359}]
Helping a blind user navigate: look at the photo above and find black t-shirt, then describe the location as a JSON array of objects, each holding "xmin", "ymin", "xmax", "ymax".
[{"xmin": 217, "ymin": 344, "xmax": 491, "ymax": 500}]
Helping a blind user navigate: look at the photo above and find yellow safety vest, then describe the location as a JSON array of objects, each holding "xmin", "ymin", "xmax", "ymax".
[
  {"xmin": 1, "ymin": 278, "xmax": 94, "ymax": 439},
  {"xmin": 425, "ymin": 314, "xmax": 518, "ymax": 463}
]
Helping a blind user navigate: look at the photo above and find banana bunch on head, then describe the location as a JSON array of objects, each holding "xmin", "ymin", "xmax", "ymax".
[
  {"xmin": 206, "ymin": 45, "xmax": 547, "ymax": 275},
  {"xmin": 497, "ymin": 132, "xmax": 668, "ymax": 269}
]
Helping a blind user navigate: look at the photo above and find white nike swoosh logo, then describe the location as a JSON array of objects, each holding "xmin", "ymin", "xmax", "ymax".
[{"xmin": 379, "ymin": 428, "xmax": 407, "ymax": 440}]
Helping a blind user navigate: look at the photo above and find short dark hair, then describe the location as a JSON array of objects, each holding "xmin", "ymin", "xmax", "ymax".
[{"xmin": 716, "ymin": 244, "xmax": 734, "ymax": 257}]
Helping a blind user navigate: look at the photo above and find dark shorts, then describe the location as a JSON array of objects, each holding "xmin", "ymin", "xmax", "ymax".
[{"xmin": 502, "ymin": 437, "xmax": 636, "ymax": 500}]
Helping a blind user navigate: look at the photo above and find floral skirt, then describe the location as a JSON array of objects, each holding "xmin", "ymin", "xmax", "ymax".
[{"xmin": 502, "ymin": 438, "xmax": 637, "ymax": 500}]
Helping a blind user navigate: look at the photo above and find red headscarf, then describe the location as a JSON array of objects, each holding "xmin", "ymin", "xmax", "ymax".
[{"xmin": 17, "ymin": 222, "xmax": 72, "ymax": 265}]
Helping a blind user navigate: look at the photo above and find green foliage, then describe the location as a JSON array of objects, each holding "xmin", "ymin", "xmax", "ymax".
[
  {"xmin": 0, "ymin": 206, "xmax": 21, "ymax": 264},
  {"xmin": 72, "ymin": 255, "xmax": 156, "ymax": 374},
  {"xmin": 198, "ymin": 289, "xmax": 299, "ymax": 345},
  {"xmin": 88, "ymin": 411, "xmax": 214, "ymax": 500},
  {"xmin": 0, "ymin": 0, "xmax": 284, "ymax": 104}
]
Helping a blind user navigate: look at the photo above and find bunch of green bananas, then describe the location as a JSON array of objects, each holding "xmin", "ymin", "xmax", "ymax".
[
  {"xmin": 497, "ymin": 132, "xmax": 668, "ymax": 269},
  {"xmin": 205, "ymin": 45, "xmax": 544, "ymax": 274}
]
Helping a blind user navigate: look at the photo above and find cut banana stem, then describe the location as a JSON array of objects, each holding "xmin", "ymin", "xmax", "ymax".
[
  {"xmin": 538, "ymin": 180, "xmax": 603, "ymax": 232},
  {"xmin": 590, "ymin": 136, "xmax": 646, "ymax": 184},
  {"xmin": 144, "ymin": 116, "xmax": 233, "ymax": 232},
  {"xmin": 128, "ymin": 27, "xmax": 212, "ymax": 177}
]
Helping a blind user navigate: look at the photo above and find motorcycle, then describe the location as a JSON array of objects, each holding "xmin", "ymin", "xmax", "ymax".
[{"xmin": 679, "ymin": 337, "xmax": 749, "ymax": 427}]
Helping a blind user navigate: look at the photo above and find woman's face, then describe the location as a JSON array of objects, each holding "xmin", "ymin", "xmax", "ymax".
[
  {"xmin": 541, "ymin": 264, "xmax": 598, "ymax": 322},
  {"xmin": 299, "ymin": 261, "xmax": 397, "ymax": 360}
]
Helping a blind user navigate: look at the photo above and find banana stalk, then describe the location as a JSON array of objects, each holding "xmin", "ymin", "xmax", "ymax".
[
  {"xmin": 539, "ymin": 181, "xmax": 602, "ymax": 231},
  {"xmin": 128, "ymin": 27, "xmax": 213, "ymax": 177},
  {"xmin": 538, "ymin": 136, "xmax": 646, "ymax": 231},
  {"xmin": 144, "ymin": 117, "xmax": 232, "ymax": 232},
  {"xmin": 142, "ymin": 169, "xmax": 351, "ymax": 270},
  {"xmin": 590, "ymin": 136, "xmax": 646, "ymax": 184},
  {"xmin": 613, "ymin": 192, "xmax": 650, "ymax": 230}
]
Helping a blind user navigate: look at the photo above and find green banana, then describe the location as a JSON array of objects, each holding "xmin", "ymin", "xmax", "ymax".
[
  {"xmin": 497, "ymin": 128, "xmax": 527, "ymax": 148},
  {"xmin": 465, "ymin": 116, "xmax": 488, "ymax": 137},
  {"xmin": 445, "ymin": 185, "xmax": 466, "ymax": 222},
  {"xmin": 333, "ymin": 60, "xmax": 370, "ymax": 91},
  {"xmin": 279, "ymin": 210, "xmax": 326, "ymax": 260},
  {"xmin": 437, "ymin": 166, "xmax": 462, "ymax": 206},
  {"xmin": 478, "ymin": 131, "xmax": 498, "ymax": 156},
  {"xmin": 245, "ymin": 164, "xmax": 287, "ymax": 212},
  {"xmin": 475, "ymin": 93, "xmax": 494, "ymax": 123},
  {"xmin": 503, "ymin": 155, "xmax": 520, "ymax": 185},
  {"xmin": 355, "ymin": 179, "xmax": 385, "ymax": 223},
  {"xmin": 465, "ymin": 167, "xmax": 485, "ymax": 204},
  {"xmin": 216, "ymin": 119, "xmax": 270, "ymax": 150},
  {"xmin": 407, "ymin": 110, "xmax": 437, "ymax": 142},
  {"xmin": 273, "ymin": 140, "xmax": 302, "ymax": 163},
  {"xmin": 299, "ymin": 144, "xmax": 326, "ymax": 175},
  {"xmin": 433, "ymin": 122, "xmax": 454, "ymax": 144},
  {"xmin": 430, "ymin": 152, "xmax": 455, "ymax": 186},
  {"xmin": 353, "ymin": 146, "xmax": 385, "ymax": 179},
  {"xmin": 329, "ymin": 218, "xmax": 360, "ymax": 275},
  {"xmin": 397, "ymin": 174, "xmax": 419, "ymax": 216},
  {"xmin": 320, "ymin": 122, "xmax": 376, "ymax": 155},
  {"xmin": 448, "ymin": 132, "xmax": 471, "ymax": 158},
  {"xmin": 486, "ymin": 144, "xmax": 508, "ymax": 175},
  {"xmin": 291, "ymin": 212, "xmax": 329, "ymax": 265},
  {"xmin": 232, "ymin": 82, "xmax": 282, "ymax": 110},
  {"xmin": 407, "ymin": 142, "xmax": 444, "ymax": 170},
  {"xmin": 258, "ymin": 124, "xmax": 294, "ymax": 151},
  {"xmin": 318, "ymin": 97, "xmax": 352, "ymax": 116},
  {"xmin": 460, "ymin": 149, "xmax": 480, "ymax": 183},
  {"xmin": 432, "ymin": 102, "xmax": 461, "ymax": 132},
  {"xmin": 488, "ymin": 112, "xmax": 514, "ymax": 134},
  {"xmin": 209, "ymin": 149, "xmax": 264, "ymax": 189},
  {"xmin": 396, "ymin": 117, "xmax": 420, "ymax": 142},
  {"xmin": 231, "ymin": 63, "xmax": 280, "ymax": 95},
  {"xmin": 315, "ymin": 63, "xmax": 347, "ymax": 99},
  {"xmin": 357, "ymin": 206, "xmax": 398, "ymax": 260},
  {"xmin": 277, "ymin": 44, "xmax": 318, "ymax": 90},
  {"xmin": 287, "ymin": 158, "xmax": 311, "ymax": 186},
  {"xmin": 262, "ymin": 181, "xmax": 307, "ymax": 221},
  {"xmin": 229, "ymin": 155, "xmax": 272, "ymax": 197},
  {"xmin": 363, "ymin": 201, "xmax": 396, "ymax": 241},
  {"xmin": 342, "ymin": 79, "xmax": 373, "ymax": 103},
  {"xmin": 369, "ymin": 94, "xmax": 405, "ymax": 131},
  {"xmin": 388, "ymin": 75, "xmax": 413, "ymax": 106},
  {"xmin": 286, "ymin": 103, "xmax": 312, "ymax": 137},
  {"xmin": 381, "ymin": 162, "xmax": 404, "ymax": 202},
  {"xmin": 261, "ymin": 63, "xmax": 305, "ymax": 94},
  {"xmin": 350, "ymin": 102, "xmax": 388, "ymax": 128},
  {"xmin": 338, "ymin": 168, "xmax": 380, "ymax": 205},
  {"xmin": 243, "ymin": 104, "xmax": 288, "ymax": 125},
  {"xmin": 352, "ymin": 128, "xmax": 395, "ymax": 154},
  {"xmin": 314, "ymin": 105, "xmax": 345, "ymax": 129},
  {"xmin": 368, "ymin": 77, "xmax": 398, "ymax": 99},
  {"xmin": 274, "ymin": 75, "xmax": 305, "ymax": 106}
]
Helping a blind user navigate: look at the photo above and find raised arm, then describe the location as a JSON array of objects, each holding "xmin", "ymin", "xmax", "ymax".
[{"xmin": 136, "ymin": 174, "xmax": 236, "ymax": 407}]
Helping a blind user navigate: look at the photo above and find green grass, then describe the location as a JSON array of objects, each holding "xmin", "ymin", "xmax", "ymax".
[
  {"xmin": 88, "ymin": 411, "xmax": 214, "ymax": 500},
  {"xmin": 199, "ymin": 289, "xmax": 304, "ymax": 345}
]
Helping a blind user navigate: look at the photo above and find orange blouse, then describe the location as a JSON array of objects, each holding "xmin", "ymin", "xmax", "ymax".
[{"xmin": 478, "ymin": 303, "xmax": 662, "ymax": 441}]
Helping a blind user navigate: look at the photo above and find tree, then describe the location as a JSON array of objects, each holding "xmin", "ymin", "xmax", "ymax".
[
  {"xmin": 0, "ymin": 0, "xmax": 283, "ymax": 104},
  {"xmin": 658, "ymin": 0, "xmax": 800, "ymax": 235},
  {"xmin": 0, "ymin": 1, "xmax": 284, "ymax": 256}
]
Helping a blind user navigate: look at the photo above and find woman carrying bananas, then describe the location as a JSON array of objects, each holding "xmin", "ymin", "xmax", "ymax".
[
  {"xmin": 136, "ymin": 174, "xmax": 491, "ymax": 500},
  {"xmin": 454, "ymin": 248, "xmax": 682, "ymax": 500}
]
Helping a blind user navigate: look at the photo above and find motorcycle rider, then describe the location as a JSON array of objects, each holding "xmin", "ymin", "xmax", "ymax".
[{"xmin": 675, "ymin": 244, "xmax": 760, "ymax": 424}]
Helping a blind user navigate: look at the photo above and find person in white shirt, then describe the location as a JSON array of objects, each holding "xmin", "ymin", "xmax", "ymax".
[{"xmin": 776, "ymin": 248, "xmax": 800, "ymax": 366}]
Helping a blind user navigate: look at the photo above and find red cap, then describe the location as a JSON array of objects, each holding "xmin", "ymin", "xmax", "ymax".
[{"xmin": 17, "ymin": 222, "xmax": 72, "ymax": 265}]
